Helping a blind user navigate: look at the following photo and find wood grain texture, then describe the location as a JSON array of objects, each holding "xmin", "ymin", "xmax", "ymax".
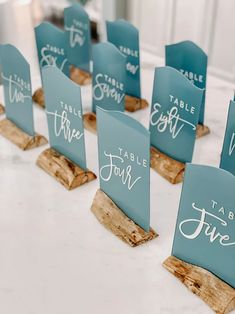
[
  {"xmin": 91, "ymin": 189, "xmax": 157, "ymax": 247},
  {"xmin": 83, "ymin": 112, "xmax": 97, "ymax": 134},
  {"xmin": 125, "ymin": 95, "xmax": 149, "ymax": 112},
  {"xmin": 196, "ymin": 124, "xmax": 210, "ymax": 138},
  {"xmin": 36, "ymin": 148, "xmax": 96, "ymax": 190},
  {"xmin": 0, "ymin": 104, "xmax": 5, "ymax": 115},
  {"xmin": 70, "ymin": 66, "xmax": 92, "ymax": 86},
  {"xmin": 150, "ymin": 146, "xmax": 185, "ymax": 184},
  {"xmin": 32, "ymin": 87, "xmax": 45, "ymax": 108},
  {"xmin": 163, "ymin": 255, "xmax": 235, "ymax": 314},
  {"xmin": 0, "ymin": 118, "xmax": 47, "ymax": 150}
]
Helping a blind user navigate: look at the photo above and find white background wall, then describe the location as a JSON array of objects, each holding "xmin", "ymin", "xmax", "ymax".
[
  {"xmin": 33, "ymin": 0, "xmax": 235, "ymax": 83},
  {"xmin": 126, "ymin": 0, "xmax": 235, "ymax": 83}
]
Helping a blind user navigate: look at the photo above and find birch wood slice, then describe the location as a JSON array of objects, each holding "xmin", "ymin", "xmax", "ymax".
[
  {"xmin": 83, "ymin": 112, "xmax": 97, "ymax": 134},
  {"xmin": 91, "ymin": 189, "xmax": 157, "ymax": 247},
  {"xmin": 0, "ymin": 118, "xmax": 47, "ymax": 150},
  {"xmin": 36, "ymin": 148, "xmax": 96, "ymax": 190},
  {"xmin": 150, "ymin": 146, "xmax": 185, "ymax": 184},
  {"xmin": 125, "ymin": 95, "xmax": 149, "ymax": 112},
  {"xmin": 0, "ymin": 104, "xmax": 5, "ymax": 115},
  {"xmin": 32, "ymin": 87, "xmax": 45, "ymax": 109},
  {"xmin": 196, "ymin": 124, "xmax": 210, "ymax": 138},
  {"xmin": 70, "ymin": 65, "xmax": 92, "ymax": 86},
  {"xmin": 163, "ymin": 256, "xmax": 235, "ymax": 314}
]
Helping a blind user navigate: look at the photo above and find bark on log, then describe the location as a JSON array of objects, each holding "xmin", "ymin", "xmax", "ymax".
[
  {"xmin": 70, "ymin": 66, "xmax": 92, "ymax": 86},
  {"xmin": 163, "ymin": 255, "xmax": 235, "ymax": 314},
  {"xmin": 83, "ymin": 112, "xmax": 97, "ymax": 134},
  {"xmin": 36, "ymin": 148, "xmax": 96, "ymax": 190},
  {"xmin": 125, "ymin": 95, "xmax": 149, "ymax": 112},
  {"xmin": 196, "ymin": 124, "xmax": 210, "ymax": 138},
  {"xmin": 91, "ymin": 189, "xmax": 157, "ymax": 247},
  {"xmin": 32, "ymin": 87, "xmax": 45, "ymax": 109},
  {"xmin": 0, "ymin": 118, "xmax": 47, "ymax": 150},
  {"xmin": 0, "ymin": 104, "xmax": 5, "ymax": 115},
  {"xmin": 150, "ymin": 146, "xmax": 185, "ymax": 184}
]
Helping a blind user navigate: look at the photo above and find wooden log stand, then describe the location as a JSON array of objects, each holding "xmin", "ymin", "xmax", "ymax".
[
  {"xmin": 150, "ymin": 146, "xmax": 185, "ymax": 184},
  {"xmin": 0, "ymin": 104, "xmax": 5, "ymax": 115},
  {"xmin": 125, "ymin": 95, "xmax": 149, "ymax": 112},
  {"xmin": 196, "ymin": 124, "xmax": 210, "ymax": 138},
  {"xmin": 36, "ymin": 147, "xmax": 96, "ymax": 190},
  {"xmin": 163, "ymin": 255, "xmax": 235, "ymax": 314},
  {"xmin": 91, "ymin": 189, "xmax": 157, "ymax": 247},
  {"xmin": 32, "ymin": 87, "xmax": 45, "ymax": 109},
  {"xmin": 70, "ymin": 65, "xmax": 92, "ymax": 86},
  {"xmin": 0, "ymin": 118, "xmax": 47, "ymax": 150},
  {"xmin": 83, "ymin": 112, "xmax": 97, "ymax": 134}
]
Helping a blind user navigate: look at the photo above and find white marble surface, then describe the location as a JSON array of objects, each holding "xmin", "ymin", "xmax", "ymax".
[{"xmin": 1, "ymin": 3, "xmax": 235, "ymax": 314}]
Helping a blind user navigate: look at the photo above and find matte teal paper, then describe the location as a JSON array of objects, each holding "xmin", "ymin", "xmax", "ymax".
[
  {"xmin": 64, "ymin": 3, "xmax": 91, "ymax": 72},
  {"xmin": 35, "ymin": 22, "xmax": 69, "ymax": 77},
  {"xmin": 165, "ymin": 41, "xmax": 207, "ymax": 124},
  {"xmin": 96, "ymin": 107, "xmax": 150, "ymax": 231},
  {"xmin": 1, "ymin": 44, "xmax": 34, "ymax": 136},
  {"xmin": 0, "ymin": 44, "xmax": 2, "ymax": 85},
  {"xmin": 172, "ymin": 164, "xmax": 235, "ymax": 288},
  {"xmin": 106, "ymin": 19, "xmax": 141, "ymax": 99},
  {"xmin": 92, "ymin": 42, "xmax": 126, "ymax": 113},
  {"xmin": 149, "ymin": 66, "xmax": 204, "ymax": 163},
  {"xmin": 42, "ymin": 66, "xmax": 86, "ymax": 169},
  {"xmin": 220, "ymin": 100, "xmax": 235, "ymax": 175}
]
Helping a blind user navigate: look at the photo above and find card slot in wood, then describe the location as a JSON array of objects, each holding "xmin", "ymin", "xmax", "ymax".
[
  {"xmin": 0, "ymin": 118, "xmax": 47, "ymax": 150},
  {"xmin": 150, "ymin": 146, "xmax": 185, "ymax": 184},
  {"xmin": 91, "ymin": 188, "xmax": 157, "ymax": 247},
  {"xmin": 36, "ymin": 147, "xmax": 96, "ymax": 190}
]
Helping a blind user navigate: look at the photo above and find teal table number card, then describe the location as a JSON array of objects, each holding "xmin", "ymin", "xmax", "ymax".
[
  {"xmin": 172, "ymin": 164, "xmax": 235, "ymax": 288},
  {"xmin": 42, "ymin": 66, "xmax": 86, "ymax": 169},
  {"xmin": 220, "ymin": 100, "xmax": 235, "ymax": 175},
  {"xmin": 35, "ymin": 22, "xmax": 69, "ymax": 77},
  {"xmin": 0, "ymin": 44, "xmax": 47, "ymax": 150},
  {"xmin": 106, "ymin": 19, "xmax": 141, "ymax": 99},
  {"xmin": 0, "ymin": 44, "xmax": 5, "ymax": 115},
  {"xmin": 149, "ymin": 67, "xmax": 204, "ymax": 164},
  {"xmin": 38, "ymin": 65, "xmax": 96, "ymax": 189},
  {"xmin": 165, "ymin": 41, "xmax": 207, "ymax": 125},
  {"xmin": 1, "ymin": 44, "xmax": 34, "ymax": 136},
  {"xmin": 64, "ymin": 3, "xmax": 91, "ymax": 73},
  {"xmin": 92, "ymin": 42, "xmax": 126, "ymax": 113},
  {"xmin": 0, "ymin": 44, "xmax": 3, "ymax": 86},
  {"xmin": 97, "ymin": 107, "xmax": 150, "ymax": 232}
]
